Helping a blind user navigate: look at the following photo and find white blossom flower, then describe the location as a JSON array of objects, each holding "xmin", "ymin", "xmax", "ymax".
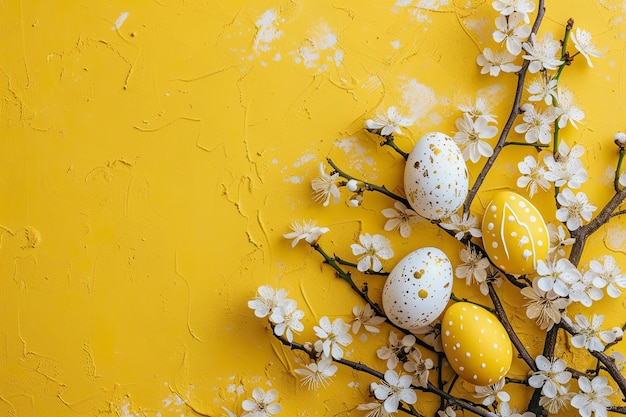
[
  {"xmin": 248, "ymin": 286, "xmax": 289, "ymax": 318},
  {"xmin": 377, "ymin": 331, "xmax": 416, "ymax": 369},
  {"xmin": 294, "ymin": 357, "xmax": 338, "ymax": 389},
  {"xmin": 402, "ymin": 348, "xmax": 434, "ymax": 388},
  {"xmin": 554, "ymin": 87, "xmax": 585, "ymax": 129},
  {"xmin": 473, "ymin": 378, "xmax": 510, "ymax": 406},
  {"xmin": 620, "ymin": 172, "xmax": 626, "ymax": 187},
  {"xmin": 454, "ymin": 114, "xmax": 498, "ymax": 163},
  {"xmin": 455, "ymin": 244, "xmax": 490, "ymax": 287},
  {"xmin": 520, "ymin": 278, "xmax": 571, "ymax": 330},
  {"xmin": 588, "ymin": 255, "xmax": 626, "ymax": 298},
  {"xmin": 477, "ymin": 47, "xmax": 522, "ymax": 76},
  {"xmin": 437, "ymin": 406, "xmax": 457, "ymax": 417},
  {"xmin": 497, "ymin": 402, "xmax": 536, "ymax": 417},
  {"xmin": 413, "ymin": 321, "xmax": 443, "ymax": 352},
  {"xmin": 556, "ymin": 188, "xmax": 596, "ymax": 231},
  {"xmin": 381, "ymin": 201, "xmax": 420, "ymax": 238},
  {"xmin": 458, "ymin": 97, "xmax": 497, "ymax": 124},
  {"xmin": 356, "ymin": 402, "xmax": 395, "ymax": 417},
  {"xmin": 514, "ymin": 103, "xmax": 557, "ymax": 144},
  {"xmin": 539, "ymin": 385, "xmax": 574, "ymax": 414},
  {"xmin": 569, "ymin": 270, "xmax": 605, "ymax": 307},
  {"xmin": 351, "ymin": 233, "xmax": 394, "ymax": 272},
  {"xmin": 440, "ymin": 212, "xmax": 482, "ymax": 240},
  {"xmin": 571, "ymin": 376, "xmax": 613, "ymax": 417},
  {"xmin": 528, "ymin": 355, "xmax": 572, "ymax": 398},
  {"xmin": 479, "ymin": 265, "xmax": 503, "ymax": 296},
  {"xmin": 372, "ymin": 370, "xmax": 417, "ymax": 413},
  {"xmin": 543, "ymin": 141, "xmax": 588, "ymax": 189},
  {"xmin": 522, "ymin": 32, "xmax": 564, "ymax": 73},
  {"xmin": 517, "ymin": 154, "xmax": 550, "ymax": 197},
  {"xmin": 547, "ymin": 223, "xmax": 576, "ymax": 257},
  {"xmin": 527, "ymin": 72, "xmax": 558, "ymax": 104},
  {"xmin": 365, "ymin": 106, "xmax": 414, "ymax": 136},
  {"xmin": 313, "ymin": 316, "xmax": 353, "ymax": 359},
  {"xmin": 615, "ymin": 131, "xmax": 626, "ymax": 145},
  {"xmin": 352, "ymin": 303, "xmax": 386, "ymax": 335},
  {"xmin": 492, "ymin": 0, "xmax": 535, "ymax": 21},
  {"xmin": 493, "ymin": 12, "xmax": 531, "ymax": 56},
  {"xmin": 242, "ymin": 388, "xmax": 282, "ymax": 417},
  {"xmin": 311, "ymin": 162, "xmax": 340, "ymax": 206},
  {"xmin": 270, "ymin": 299, "xmax": 304, "ymax": 343},
  {"xmin": 536, "ymin": 257, "xmax": 581, "ymax": 297},
  {"xmin": 567, "ymin": 314, "xmax": 616, "ymax": 352},
  {"xmin": 570, "ymin": 28, "xmax": 604, "ymax": 67},
  {"xmin": 283, "ymin": 219, "xmax": 329, "ymax": 248}
]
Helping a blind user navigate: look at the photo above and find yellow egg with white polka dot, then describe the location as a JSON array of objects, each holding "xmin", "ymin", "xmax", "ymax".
[
  {"xmin": 481, "ymin": 191, "xmax": 549, "ymax": 275},
  {"xmin": 441, "ymin": 302, "xmax": 512, "ymax": 386}
]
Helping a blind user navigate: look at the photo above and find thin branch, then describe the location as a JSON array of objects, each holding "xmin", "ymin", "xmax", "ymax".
[
  {"xmin": 327, "ymin": 157, "xmax": 410, "ymax": 207},
  {"xmin": 463, "ymin": 0, "xmax": 546, "ymax": 212},
  {"xmin": 487, "ymin": 283, "xmax": 538, "ymax": 372}
]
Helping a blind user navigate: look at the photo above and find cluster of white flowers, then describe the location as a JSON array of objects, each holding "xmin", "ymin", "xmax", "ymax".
[
  {"xmin": 516, "ymin": 140, "xmax": 596, "ymax": 231},
  {"xmin": 453, "ymin": 99, "xmax": 499, "ymax": 163},
  {"xmin": 521, "ymin": 252, "xmax": 626, "ymax": 330},
  {"xmin": 248, "ymin": 285, "xmax": 304, "ymax": 343},
  {"xmin": 223, "ymin": 387, "xmax": 283, "ymax": 417}
]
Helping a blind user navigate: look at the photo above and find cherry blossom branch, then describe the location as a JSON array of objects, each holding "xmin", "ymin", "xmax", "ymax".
[
  {"xmin": 271, "ymin": 333, "xmax": 498, "ymax": 417},
  {"xmin": 463, "ymin": 0, "xmax": 546, "ymax": 213},
  {"xmin": 380, "ymin": 134, "xmax": 410, "ymax": 160},
  {"xmin": 313, "ymin": 244, "xmax": 386, "ymax": 316},
  {"xmin": 568, "ymin": 186, "xmax": 626, "ymax": 266},
  {"xmin": 327, "ymin": 157, "xmax": 411, "ymax": 208},
  {"xmin": 312, "ymin": 243, "xmax": 436, "ymax": 353},
  {"xmin": 559, "ymin": 319, "xmax": 626, "ymax": 400},
  {"xmin": 332, "ymin": 255, "xmax": 390, "ymax": 276},
  {"xmin": 487, "ymin": 283, "xmax": 538, "ymax": 372}
]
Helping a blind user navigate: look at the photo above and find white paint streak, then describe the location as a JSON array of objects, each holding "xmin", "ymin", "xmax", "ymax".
[
  {"xmin": 112, "ymin": 12, "xmax": 129, "ymax": 30},
  {"xmin": 605, "ymin": 226, "xmax": 626, "ymax": 254},
  {"xmin": 399, "ymin": 78, "xmax": 440, "ymax": 122},
  {"xmin": 295, "ymin": 22, "xmax": 342, "ymax": 71},
  {"xmin": 253, "ymin": 9, "xmax": 283, "ymax": 55},
  {"xmin": 284, "ymin": 176, "xmax": 303, "ymax": 183}
]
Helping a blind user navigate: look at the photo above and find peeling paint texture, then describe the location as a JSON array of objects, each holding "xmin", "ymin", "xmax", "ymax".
[{"xmin": 1, "ymin": 1, "xmax": 626, "ymax": 416}]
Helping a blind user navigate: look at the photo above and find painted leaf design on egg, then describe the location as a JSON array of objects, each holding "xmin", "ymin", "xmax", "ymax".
[{"xmin": 482, "ymin": 191, "xmax": 549, "ymax": 275}]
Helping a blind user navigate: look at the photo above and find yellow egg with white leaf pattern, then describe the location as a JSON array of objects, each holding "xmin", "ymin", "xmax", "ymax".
[
  {"xmin": 481, "ymin": 191, "xmax": 549, "ymax": 275},
  {"xmin": 441, "ymin": 302, "xmax": 512, "ymax": 386}
]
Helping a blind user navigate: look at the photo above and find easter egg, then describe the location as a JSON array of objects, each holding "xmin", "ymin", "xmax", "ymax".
[
  {"xmin": 404, "ymin": 132, "xmax": 469, "ymax": 220},
  {"xmin": 382, "ymin": 247, "xmax": 453, "ymax": 331},
  {"xmin": 441, "ymin": 302, "xmax": 512, "ymax": 386},
  {"xmin": 481, "ymin": 191, "xmax": 549, "ymax": 275}
]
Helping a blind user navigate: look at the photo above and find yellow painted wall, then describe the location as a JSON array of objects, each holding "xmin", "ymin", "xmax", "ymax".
[{"xmin": 1, "ymin": 1, "xmax": 625, "ymax": 416}]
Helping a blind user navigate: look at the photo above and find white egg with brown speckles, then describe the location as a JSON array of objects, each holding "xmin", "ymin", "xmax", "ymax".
[
  {"xmin": 404, "ymin": 132, "xmax": 468, "ymax": 220},
  {"xmin": 382, "ymin": 247, "xmax": 453, "ymax": 331}
]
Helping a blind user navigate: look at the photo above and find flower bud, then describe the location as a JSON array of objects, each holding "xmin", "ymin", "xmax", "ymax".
[
  {"xmin": 346, "ymin": 179, "xmax": 359, "ymax": 192},
  {"xmin": 615, "ymin": 132, "xmax": 626, "ymax": 148},
  {"xmin": 349, "ymin": 194, "xmax": 363, "ymax": 207}
]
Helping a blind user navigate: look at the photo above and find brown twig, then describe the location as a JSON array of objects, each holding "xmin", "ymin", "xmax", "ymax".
[{"xmin": 463, "ymin": 0, "xmax": 546, "ymax": 213}]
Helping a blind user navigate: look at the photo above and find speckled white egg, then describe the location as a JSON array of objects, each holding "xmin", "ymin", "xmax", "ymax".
[
  {"xmin": 404, "ymin": 132, "xmax": 468, "ymax": 220},
  {"xmin": 382, "ymin": 247, "xmax": 453, "ymax": 331},
  {"xmin": 481, "ymin": 191, "xmax": 549, "ymax": 275},
  {"xmin": 441, "ymin": 302, "xmax": 512, "ymax": 386}
]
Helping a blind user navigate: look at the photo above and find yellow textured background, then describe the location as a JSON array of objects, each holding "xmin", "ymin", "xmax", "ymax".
[{"xmin": 1, "ymin": 1, "xmax": 625, "ymax": 416}]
